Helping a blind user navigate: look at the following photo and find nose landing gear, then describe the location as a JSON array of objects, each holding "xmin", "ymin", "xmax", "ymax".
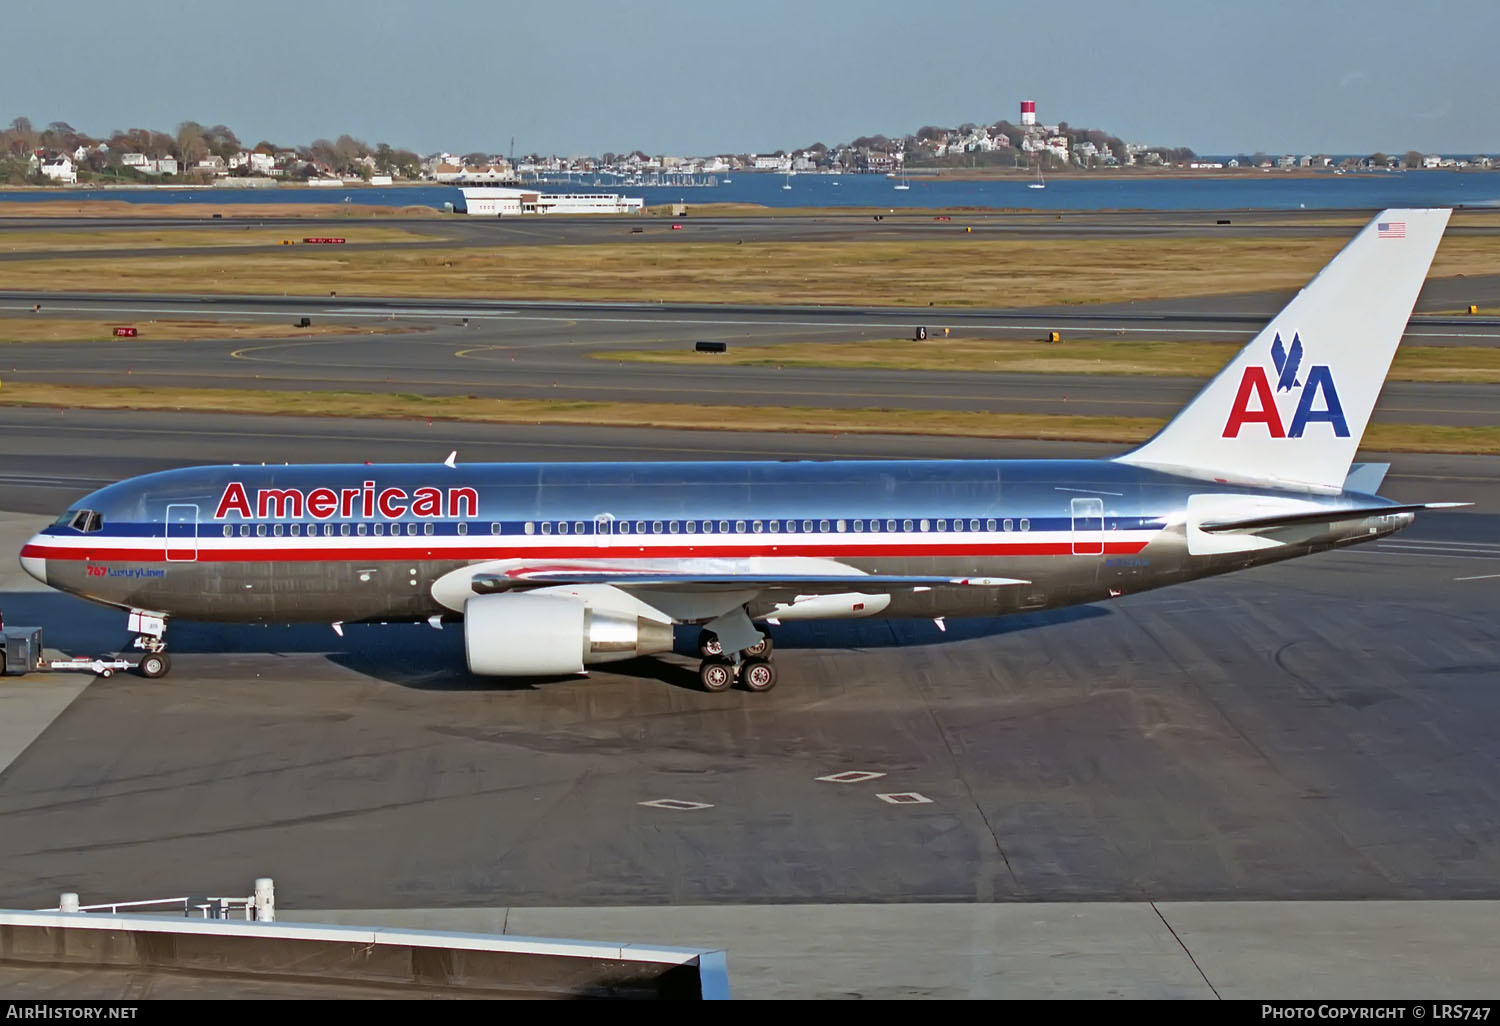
[
  {"xmin": 137, "ymin": 651, "xmax": 172, "ymax": 679},
  {"xmin": 128, "ymin": 609, "xmax": 171, "ymax": 679}
]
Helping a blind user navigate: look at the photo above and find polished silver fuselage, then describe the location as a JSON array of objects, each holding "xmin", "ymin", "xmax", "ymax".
[{"xmin": 21, "ymin": 458, "xmax": 1409, "ymax": 625}]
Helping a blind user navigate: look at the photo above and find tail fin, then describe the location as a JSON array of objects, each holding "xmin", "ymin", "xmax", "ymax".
[{"xmin": 1117, "ymin": 208, "xmax": 1450, "ymax": 490}]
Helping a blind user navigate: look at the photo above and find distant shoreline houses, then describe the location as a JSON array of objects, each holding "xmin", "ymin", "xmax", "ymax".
[
  {"xmin": 7, "ymin": 111, "xmax": 1497, "ymax": 190},
  {"xmin": 413, "ymin": 132, "xmax": 1499, "ymax": 188},
  {"xmin": 17, "ymin": 139, "xmax": 397, "ymax": 187}
]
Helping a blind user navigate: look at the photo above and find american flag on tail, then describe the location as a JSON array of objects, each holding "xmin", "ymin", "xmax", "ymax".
[{"xmin": 1378, "ymin": 221, "xmax": 1407, "ymax": 238}]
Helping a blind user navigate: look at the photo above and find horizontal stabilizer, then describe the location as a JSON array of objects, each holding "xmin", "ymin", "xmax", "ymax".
[{"xmin": 1199, "ymin": 501, "xmax": 1470, "ymax": 534}]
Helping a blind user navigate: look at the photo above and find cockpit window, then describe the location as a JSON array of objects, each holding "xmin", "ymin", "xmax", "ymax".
[{"xmin": 56, "ymin": 509, "xmax": 103, "ymax": 533}]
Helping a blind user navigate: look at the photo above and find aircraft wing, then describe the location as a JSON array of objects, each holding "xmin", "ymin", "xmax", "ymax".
[
  {"xmin": 1198, "ymin": 501, "xmax": 1470, "ymax": 534},
  {"xmin": 431, "ymin": 556, "xmax": 1030, "ymax": 619},
  {"xmin": 473, "ymin": 569, "xmax": 1029, "ymax": 592}
]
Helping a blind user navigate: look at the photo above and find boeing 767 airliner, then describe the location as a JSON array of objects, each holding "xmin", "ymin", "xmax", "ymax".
[{"xmin": 18, "ymin": 209, "xmax": 1464, "ymax": 692}]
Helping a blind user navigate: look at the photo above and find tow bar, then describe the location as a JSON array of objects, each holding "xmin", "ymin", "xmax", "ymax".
[{"xmin": 40, "ymin": 656, "xmax": 139, "ymax": 678}]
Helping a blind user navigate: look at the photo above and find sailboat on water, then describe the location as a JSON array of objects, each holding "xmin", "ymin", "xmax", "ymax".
[
  {"xmin": 1028, "ymin": 162, "xmax": 1046, "ymax": 190},
  {"xmin": 893, "ymin": 166, "xmax": 910, "ymax": 191},
  {"xmin": 782, "ymin": 171, "xmax": 792, "ymax": 191}
]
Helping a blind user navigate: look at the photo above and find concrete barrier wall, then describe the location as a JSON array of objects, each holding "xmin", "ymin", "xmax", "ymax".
[{"xmin": 0, "ymin": 911, "xmax": 726, "ymax": 999}]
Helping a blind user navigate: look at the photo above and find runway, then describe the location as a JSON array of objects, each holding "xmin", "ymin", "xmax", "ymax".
[
  {"xmin": 3, "ymin": 208, "xmax": 1498, "ymax": 432},
  {"xmin": 4, "ymin": 290, "xmax": 1500, "ymax": 428},
  {"xmin": 9, "ymin": 207, "xmax": 1500, "ymax": 245},
  {"xmin": 0, "ymin": 412, "xmax": 1495, "ymax": 914},
  {"xmin": 0, "ymin": 211, "xmax": 1351, "ymax": 263},
  {"xmin": 3, "ymin": 205, "xmax": 1500, "ymax": 266}
]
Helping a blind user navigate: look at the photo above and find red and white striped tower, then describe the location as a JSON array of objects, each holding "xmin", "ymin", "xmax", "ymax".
[{"xmin": 1020, "ymin": 100, "xmax": 1037, "ymax": 127}]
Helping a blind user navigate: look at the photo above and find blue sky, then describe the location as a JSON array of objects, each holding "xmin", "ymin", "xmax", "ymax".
[{"xmin": 4, "ymin": 0, "xmax": 1495, "ymax": 156}]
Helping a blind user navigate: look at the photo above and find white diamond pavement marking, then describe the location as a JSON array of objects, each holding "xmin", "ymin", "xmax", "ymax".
[
  {"xmin": 637, "ymin": 799, "xmax": 714, "ymax": 811},
  {"xmin": 876, "ymin": 792, "xmax": 934, "ymax": 805},
  {"xmin": 815, "ymin": 771, "xmax": 888, "ymax": 784}
]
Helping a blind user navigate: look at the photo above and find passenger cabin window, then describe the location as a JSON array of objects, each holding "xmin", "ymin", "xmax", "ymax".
[
  {"xmin": 490, "ymin": 522, "xmax": 500, "ymax": 535},
  {"xmin": 457, "ymin": 523, "xmax": 468, "ymax": 536},
  {"xmin": 1020, "ymin": 518, "xmax": 1030, "ymax": 532},
  {"xmin": 273, "ymin": 524, "xmax": 284, "ymax": 537},
  {"xmin": 223, "ymin": 525, "xmax": 232, "ymax": 538},
  {"xmin": 373, "ymin": 523, "xmax": 383, "ymax": 537},
  {"xmin": 423, "ymin": 523, "xmax": 434, "ymax": 536}
]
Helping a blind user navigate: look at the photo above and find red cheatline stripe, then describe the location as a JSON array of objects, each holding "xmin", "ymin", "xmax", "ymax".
[{"xmin": 22, "ymin": 540, "xmax": 1152, "ymax": 562}]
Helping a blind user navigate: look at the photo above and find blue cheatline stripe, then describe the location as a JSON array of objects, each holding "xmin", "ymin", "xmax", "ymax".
[{"xmin": 44, "ymin": 515, "xmax": 1171, "ymax": 539}]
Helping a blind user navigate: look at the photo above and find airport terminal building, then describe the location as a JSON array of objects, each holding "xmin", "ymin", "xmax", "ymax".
[{"xmin": 460, "ymin": 184, "xmax": 644, "ymax": 216}]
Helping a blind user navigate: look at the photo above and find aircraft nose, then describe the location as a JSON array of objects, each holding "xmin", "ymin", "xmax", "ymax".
[{"xmin": 19, "ymin": 536, "xmax": 47, "ymax": 586}]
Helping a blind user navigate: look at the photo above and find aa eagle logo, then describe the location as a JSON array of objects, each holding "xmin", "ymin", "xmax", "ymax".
[
  {"xmin": 1271, "ymin": 333, "xmax": 1302, "ymax": 392},
  {"xmin": 1222, "ymin": 332, "xmax": 1350, "ymax": 438}
]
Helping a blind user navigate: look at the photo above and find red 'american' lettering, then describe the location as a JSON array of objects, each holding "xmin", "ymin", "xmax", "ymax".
[{"xmin": 214, "ymin": 482, "xmax": 478, "ymax": 520}]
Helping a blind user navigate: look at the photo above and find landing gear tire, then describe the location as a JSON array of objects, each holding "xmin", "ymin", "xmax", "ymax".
[
  {"xmin": 698, "ymin": 658, "xmax": 734, "ymax": 693},
  {"xmin": 742, "ymin": 633, "xmax": 774, "ymax": 658},
  {"xmin": 739, "ymin": 658, "xmax": 777, "ymax": 693},
  {"xmin": 697, "ymin": 630, "xmax": 724, "ymax": 659},
  {"xmin": 138, "ymin": 652, "xmax": 171, "ymax": 679}
]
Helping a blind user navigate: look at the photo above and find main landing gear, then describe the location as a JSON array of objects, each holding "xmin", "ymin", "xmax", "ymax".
[
  {"xmin": 128, "ymin": 609, "xmax": 171, "ymax": 679},
  {"xmin": 696, "ymin": 626, "xmax": 778, "ymax": 693}
]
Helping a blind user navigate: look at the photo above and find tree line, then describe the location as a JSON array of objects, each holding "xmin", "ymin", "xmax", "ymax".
[{"xmin": 0, "ymin": 117, "xmax": 422, "ymax": 184}]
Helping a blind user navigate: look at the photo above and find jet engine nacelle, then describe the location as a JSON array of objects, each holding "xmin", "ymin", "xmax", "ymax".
[{"xmin": 464, "ymin": 592, "xmax": 674, "ymax": 677}]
